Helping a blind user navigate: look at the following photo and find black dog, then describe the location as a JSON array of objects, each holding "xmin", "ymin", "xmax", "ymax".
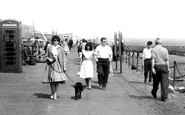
[{"xmin": 74, "ymin": 82, "xmax": 84, "ymax": 100}]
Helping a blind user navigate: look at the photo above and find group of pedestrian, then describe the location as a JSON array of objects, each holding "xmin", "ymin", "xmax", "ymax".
[
  {"xmin": 142, "ymin": 38, "xmax": 170, "ymax": 101},
  {"xmin": 78, "ymin": 37, "xmax": 113, "ymax": 90},
  {"xmin": 44, "ymin": 35, "xmax": 170, "ymax": 102},
  {"xmin": 44, "ymin": 35, "xmax": 113, "ymax": 100}
]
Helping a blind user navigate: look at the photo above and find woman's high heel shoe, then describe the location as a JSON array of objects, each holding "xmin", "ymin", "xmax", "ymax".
[
  {"xmin": 50, "ymin": 95, "xmax": 54, "ymax": 99},
  {"xmin": 53, "ymin": 93, "xmax": 57, "ymax": 100}
]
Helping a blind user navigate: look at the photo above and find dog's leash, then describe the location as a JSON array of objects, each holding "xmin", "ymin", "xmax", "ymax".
[
  {"xmin": 47, "ymin": 63, "xmax": 76, "ymax": 84},
  {"xmin": 64, "ymin": 72, "xmax": 76, "ymax": 84}
]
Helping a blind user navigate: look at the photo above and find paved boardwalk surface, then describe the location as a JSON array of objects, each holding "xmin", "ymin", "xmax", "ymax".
[{"xmin": 0, "ymin": 46, "xmax": 185, "ymax": 115}]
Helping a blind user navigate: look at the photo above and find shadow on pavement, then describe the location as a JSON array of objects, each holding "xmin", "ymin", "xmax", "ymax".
[
  {"xmin": 70, "ymin": 96, "xmax": 76, "ymax": 100},
  {"xmin": 129, "ymin": 81, "xmax": 146, "ymax": 85},
  {"xmin": 33, "ymin": 93, "xmax": 50, "ymax": 99},
  {"xmin": 129, "ymin": 95, "xmax": 154, "ymax": 100},
  {"xmin": 92, "ymin": 80, "xmax": 98, "ymax": 84},
  {"xmin": 91, "ymin": 85, "xmax": 100, "ymax": 89}
]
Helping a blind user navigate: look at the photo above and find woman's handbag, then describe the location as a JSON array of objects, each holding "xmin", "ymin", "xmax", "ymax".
[{"xmin": 46, "ymin": 58, "xmax": 56, "ymax": 65}]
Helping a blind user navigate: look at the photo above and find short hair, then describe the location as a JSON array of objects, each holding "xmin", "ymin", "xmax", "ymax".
[
  {"xmin": 155, "ymin": 38, "xmax": 162, "ymax": 45},
  {"xmin": 100, "ymin": 37, "xmax": 107, "ymax": 42},
  {"xmin": 147, "ymin": 41, "xmax": 152, "ymax": 45},
  {"xmin": 85, "ymin": 42, "xmax": 93, "ymax": 51},
  {"xmin": 51, "ymin": 35, "xmax": 60, "ymax": 43}
]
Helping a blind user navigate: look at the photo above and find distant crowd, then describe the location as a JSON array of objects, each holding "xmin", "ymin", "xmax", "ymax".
[{"xmin": 21, "ymin": 37, "xmax": 74, "ymax": 65}]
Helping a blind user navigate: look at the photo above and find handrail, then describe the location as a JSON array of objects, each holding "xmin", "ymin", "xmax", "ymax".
[{"xmin": 174, "ymin": 61, "xmax": 185, "ymax": 78}]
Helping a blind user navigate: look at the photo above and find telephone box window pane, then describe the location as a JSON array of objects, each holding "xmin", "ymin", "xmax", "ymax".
[
  {"xmin": 4, "ymin": 48, "xmax": 16, "ymax": 51},
  {"xmin": 7, "ymin": 57, "xmax": 16, "ymax": 60},
  {"xmin": 9, "ymin": 35, "xmax": 14, "ymax": 38},
  {"xmin": 5, "ymin": 61, "xmax": 16, "ymax": 65},
  {"xmin": 4, "ymin": 43, "xmax": 14, "ymax": 47},
  {"xmin": 3, "ymin": 57, "xmax": 16, "ymax": 60},
  {"xmin": 3, "ymin": 52, "xmax": 16, "ymax": 56},
  {"xmin": 5, "ymin": 30, "xmax": 14, "ymax": 34}
]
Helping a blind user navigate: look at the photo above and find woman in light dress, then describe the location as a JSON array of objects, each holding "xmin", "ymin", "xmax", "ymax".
[
  {"xmin": 79, "ymin": 42, "xmax": 94, "ymax": 90},
  {"xmin": 63, "ymin": 38, "xmax": 70, "ymax": 56},
  {"xmin": 45, "ymin": 35, "xmax": 67, "ymax": 100}
]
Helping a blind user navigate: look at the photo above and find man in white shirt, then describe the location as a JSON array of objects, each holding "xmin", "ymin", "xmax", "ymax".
[
  {"xmin": 142, "ymin": 41, "xmax": 153, "ymax": 84},
  {"xmin": 94, "ymin": 37, "xmax": 113, "ymax": 90}
]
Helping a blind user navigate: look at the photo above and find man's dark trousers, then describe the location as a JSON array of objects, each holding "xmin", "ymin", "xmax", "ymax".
[
  {"xmin": 144, "ymin": 59, "xmax": 152, "ymax": 82},
  {"xmin": 152, "ymin": 65, "xmax": 169, "ymax": 99},
  {"xmin": 97, "ymin": 58, "xmax": 110, "ymax": 88}
]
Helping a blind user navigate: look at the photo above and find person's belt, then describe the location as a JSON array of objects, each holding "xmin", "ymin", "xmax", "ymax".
[
  {"xmin": 155, "ymin": 63, "xmax": 166, "ymax": 65},
  {"xmin": 144, "ymin": 58, "xmax": 151, "ymax": 60},
  {"xmin": 98, "ymin": 58, "xmax": 109, "ymax": 61}
]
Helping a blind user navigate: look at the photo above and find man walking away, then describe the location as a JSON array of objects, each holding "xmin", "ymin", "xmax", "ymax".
[
  {"xmin": 151, "ymin": 38, "xmax": 170, "ymax": 101},
  {"xmin": 142, "ymin": 41, "xmax": 153, "ymax": 84}
]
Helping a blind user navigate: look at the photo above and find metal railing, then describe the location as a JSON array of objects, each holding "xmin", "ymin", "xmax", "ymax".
[{"xmin": 123, "ymin": 50, "xmax": 185, "ymax": 88}]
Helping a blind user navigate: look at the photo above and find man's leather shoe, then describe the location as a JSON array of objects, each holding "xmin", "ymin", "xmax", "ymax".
[
  {"xmin": 161, "ymin": 97, "xmax": 167, "ymax": 101},
  {"xmin": 99, "ymin": 86, "xmax": 103, "ymax": 90},
  {"xmin": 151, "ymin": 91, "xmax": 157, "ymax": 99},
  {"xmin": 102, "ymin": 87, "xmax": 106, "ymax": 90},
  {"xmin": 161, "ymin": 98, "xmax": 166, "ymax": 101}
]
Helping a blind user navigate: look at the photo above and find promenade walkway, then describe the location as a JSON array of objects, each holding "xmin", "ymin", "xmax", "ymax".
[{"xmin": 0, "ymin": 46, "xmax": 185, "ymax": 115}]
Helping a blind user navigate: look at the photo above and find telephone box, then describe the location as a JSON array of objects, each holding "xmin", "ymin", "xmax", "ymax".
[{"xmin": 0, "ymin": 19, "xmax": 22, "ymax": 72}]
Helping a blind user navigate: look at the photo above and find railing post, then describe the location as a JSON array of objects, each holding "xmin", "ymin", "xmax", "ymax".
[
  {"xmin": 122, "ymin": 49, "xmax": 124, "ymax": 64},
  {"xmin": 120, "ymin": 55, "xmax": 122, "ymax": 73},
  {"xmin": 115, "ymin": 54, "xmax": 118, "ymax": 70},
  {"xmin": 136, "ymin": 52, "xmax": 139, "ymax": 71},
  {"xmin": 125, "ymin": 50, "xmax": 128, "ymax": 64},
  {"xmin": 132, "ymin": 51, "xmax": 135, "ymax": 67},
  {"xmin": 128, "ymin": 51, "xmax": 130, "ymax": 68},
  {"xmin": 173, "ymin": 61, "xmax": 176, "ymax": 88},
  {"xmin": 114, "ymin": 32, "xmax": 118, "ymax": 70},
  {"xmin": 118, "ymin": 31, "xmax": 123, "ymax": 73}
]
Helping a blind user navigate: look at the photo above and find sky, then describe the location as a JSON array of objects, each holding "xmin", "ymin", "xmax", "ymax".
[{"xmin": 1, "ymin": 0, "xmax": 185, "ymax": 44}]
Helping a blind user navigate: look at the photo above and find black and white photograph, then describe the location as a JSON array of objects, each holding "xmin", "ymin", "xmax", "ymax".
[{"xmin": 1, "ymin": 0, "xmax": 185, "ymax": 115}]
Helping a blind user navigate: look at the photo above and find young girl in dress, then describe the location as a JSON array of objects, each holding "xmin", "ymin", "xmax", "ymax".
[{"xmin": 79, "ymin": 42, "xmax": 94, "ymax": 90}]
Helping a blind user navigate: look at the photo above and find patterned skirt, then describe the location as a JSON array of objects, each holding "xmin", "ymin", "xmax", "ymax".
[{"xmin": 44, "ymin": 59, "xmax": 67, "ymax": 83}]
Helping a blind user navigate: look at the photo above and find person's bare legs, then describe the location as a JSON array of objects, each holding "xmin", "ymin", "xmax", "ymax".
[
  {"xmin": 85, "ymin": 78, "xmax": 88, "ymax": 87},
  {"xmin": 54, "ymin": 83, "xmax": 59, "ymax": 99},
  {"xmin": 50, "ymin": 83, "xmax": 54, "ymax": 99},
  {"xmin": 86, "ymin": 78, "xmax": 92, "ymax": 90},
  {"xmin": 88, "ymin": 78, "xmax": 92, "ymax": 89}
]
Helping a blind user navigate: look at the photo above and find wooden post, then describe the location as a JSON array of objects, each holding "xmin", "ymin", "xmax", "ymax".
[
  {"xmin": 118, "ymin": 31, "xmax": 122, "ymax": 73},
  {"xmin": 128, "ymin": 51, "xmax": 130, "ymax": 68},
  {"xmin": 114, "ymin": 32, "xmax": 118, "ymax": 70},
  {"xmin": 122, "ymin": 42, "xmax": 124, "ymax": 63},
  {"xmin": 136, "ymin": 52, "xmax": 139, "ymax": 71},
  {"xmin": 173, "ymin": 61, "xmax": 176, "ymax": 87},
  {"xmin": 125, "ymin": 50, "xmax": 127, "ymax": 64},
  {"xmin": 132, "ymin": 52, "xmax": 135, "ymax": 67}
]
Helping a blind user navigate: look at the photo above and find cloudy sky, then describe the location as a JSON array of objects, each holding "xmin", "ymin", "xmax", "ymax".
[{"xmin": 1, "ymin": 0, "xmax": 185, "ymax": 43}]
